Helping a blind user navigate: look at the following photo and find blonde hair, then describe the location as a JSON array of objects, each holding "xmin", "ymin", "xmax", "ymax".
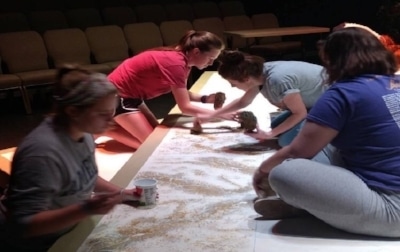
[{"xmin": 52, "ymin": 65, "xmax": 117, "ymax": 126}]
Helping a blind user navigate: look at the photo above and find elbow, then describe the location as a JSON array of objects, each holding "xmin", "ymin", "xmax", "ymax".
[
  {"xmin": 291, "ymin": 109, "xmax": 308, "ymax": 122},
  {"xmin": 177, "ymin": 104, "xmax": 193, "ymax": 115},
  {"xmin": 238, "ymin": 99, "xmax": 251, "ymax": 108},
  {"xmin": 286, "ymin": 145, "xmax": 316, "ymax": 160}
]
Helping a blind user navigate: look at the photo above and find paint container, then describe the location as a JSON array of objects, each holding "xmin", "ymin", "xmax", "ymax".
[{"xmin": 133, "ymin": 178, "xmax": 158, "ymax": 209}]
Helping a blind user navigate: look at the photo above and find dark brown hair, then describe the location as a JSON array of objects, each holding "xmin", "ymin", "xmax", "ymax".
[
  {"xmin": 319, "ymin": 27, "xmax": 397, "ymax": 84},
  {"xmin": 177, "ymin": 30, "xmax": 225, "ymax": 53},
  {"xmin": 151, "ymin": 30, "xmax": 225, "ymax": 53},
  {"xmin": 217, "ymin": 50, "xmax": 265, "ymax": 82}
]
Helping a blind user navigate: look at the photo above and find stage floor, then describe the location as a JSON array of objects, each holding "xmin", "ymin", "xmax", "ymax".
[{"xmin": 44, "ymin": 71, "xmax": 400, "ymax": 252}]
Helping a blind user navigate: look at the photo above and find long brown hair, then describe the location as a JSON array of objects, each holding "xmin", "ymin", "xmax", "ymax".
[
  {"xmin": 151, "ymin": 30, "xmax": 224, "ymax": 53},
  {"xmin": 319, "ymin": 28, "xmax": 397, "ymax": 84}
]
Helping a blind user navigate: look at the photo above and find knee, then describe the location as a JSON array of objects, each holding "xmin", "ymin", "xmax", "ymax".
[
  {"xmin": 269, "ymin": 162, "xmax": 290, "ymax": 193},
  {"xmin": 269, "ymin": 158, "xmax": 308, "ymax": 194}
]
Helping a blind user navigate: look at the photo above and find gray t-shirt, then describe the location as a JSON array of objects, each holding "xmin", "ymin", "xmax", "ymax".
[
  {"xmin": 0, "ymin": 117, "xmax": 98, "ymax": 251},
  {"xmin": 259, "ymin": 61, "xmax": 326, "ymax": 109}
]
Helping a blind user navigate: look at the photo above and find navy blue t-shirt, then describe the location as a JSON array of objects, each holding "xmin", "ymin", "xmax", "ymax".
[{"xmin": 307, "ymin": 74, "xmax": 400, "ymax": 191}]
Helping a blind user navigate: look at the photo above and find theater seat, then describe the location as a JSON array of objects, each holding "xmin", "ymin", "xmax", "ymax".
[
  {"xmin": 85, "ymin": 25, "xmax": 129, "ymax": 70},
  {"xmin": 0, "ymin": 31, "xmax": 57, "ymax": 114},
  {"xmin": 43, "ymin": 28, "xmax": 111, "ymax": 74}
]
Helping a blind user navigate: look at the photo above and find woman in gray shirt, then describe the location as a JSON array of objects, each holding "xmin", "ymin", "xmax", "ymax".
[
  {"xmin": 0, "ymin": 66, "xmax": 140, "ymax": 251},
  {"xmin": 198, "ymin": 50, "xmax": 326, "ymax": 147}
]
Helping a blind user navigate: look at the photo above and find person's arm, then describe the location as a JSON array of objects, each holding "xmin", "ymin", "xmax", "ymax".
[
  {"xmin": 25, "ymin": 177, "xmax": 120, "ymax": 237},
  {"xmin": 188, "ymin": 91, "xmax": 208, "ymax": 103},
  {"xmin": 253, "ymin": 120, "xmax": 338, "ymax": 194},
  {"xmin": 246, "ymin": 92, "xmax": 307, "ymax": 140},
  {"xmin": 196, "ymin": 86, "xmax": 259, "ymax": 122},
  {"xmin": 171, "ymin": 86, "xmax": 221, "ymax": 116},
  {"xmin": 188, "ymin": 91, "xmax": 224, "ymax": 105},
  {"xmin": 25, "ymin": 177, "xmax": 138, "ymax": 237},
  {"xmin": 9, "ymin": 154, "xmax": 124, "ymax": 238},
  {"xmin": 94, "ymin": 176, "xmax": 139, "ymax": 202},
  {"xmin": 269, "ymin": 93, "xmax": 308, "ymax": 137},
  {"xmin": 94, "ymin": 176, "xmax": 121, "ymax": 194},
  {"xmin": 212, "ymin": 86, "xmax": 259, "ymax": 117},
  {"xmin": 25, "ymin": 195, "xmax": 119, "ymax": 237}
]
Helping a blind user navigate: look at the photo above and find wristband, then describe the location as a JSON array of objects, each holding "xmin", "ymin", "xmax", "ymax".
[
  {"xmin": 200, "ymin": 95, "xmax": 207, "ymax": 103},
  {"xmin": 119, "ymin": 188, "xmax": 126, "ymax": 202}
]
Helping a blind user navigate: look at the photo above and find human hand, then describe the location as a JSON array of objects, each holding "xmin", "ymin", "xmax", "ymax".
[
  {"xmin": 120, "ymin": 188, "xmax": 142, "ymax": 202},
  {"xmin": 121, "ymin": 188, "xmax": 160, "ymax": 208},
  {"xmin": 252, "ymin": 169, "xmax": 269, "ymax": 197},
  {"xmin": 218, "ymin": 112, "xmax": 238, "ymax": 121},
  {"xmin": 81, "ymin": 192, "xmax": 120, "ymax": 215},
  {"xmin": 118, "ymin": 188, "xmax": 143, "ymax": 208},
  {"xmin": 244, "ymin": 125, "xmax": 274, "ymax": 140}
]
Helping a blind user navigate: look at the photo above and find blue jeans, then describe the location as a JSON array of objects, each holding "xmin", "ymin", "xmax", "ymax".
[
  {"xmin": 270, "ymin": 110, "xmax": 304, "ymax": 147},
  {"xmin": 272, "ymin": 110, "xmax": 335, "ymax": 164}
]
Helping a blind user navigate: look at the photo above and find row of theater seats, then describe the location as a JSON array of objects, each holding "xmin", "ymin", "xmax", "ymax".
[
  {"xmin": 0, "ymin": 1, "xmax": 249, "ymax": 34},
  {"xmin": 0, "ymin": 13, "xmax": 301, "ymax": 114},
  {"xmin": 0, "ymin": 0, "xmax": 244, "ymax": 13}
]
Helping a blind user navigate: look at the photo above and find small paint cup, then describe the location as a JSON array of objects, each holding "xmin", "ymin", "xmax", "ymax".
[{"xmin": 134, "ymin": 178, "xmax": 158, "ymax": 208}]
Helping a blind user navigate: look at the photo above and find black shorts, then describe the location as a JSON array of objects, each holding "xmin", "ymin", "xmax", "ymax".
[{"xmin": 114, "ymin": 97, "xmax": 144, "ymax": 116}]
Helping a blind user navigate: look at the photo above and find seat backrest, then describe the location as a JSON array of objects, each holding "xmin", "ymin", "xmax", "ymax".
[
  {"xmin": 0, "ymin": 31, "xmax": 49, "ymax": 73},
  {"xmin": 159, "ymin": 20, "xmax": 194, "ymax": 46},
  {"xmin": 192, "ymin": 1, "xmax": 221, "ymax": 19},
  {"xmin": 218, "ymin": 0, "xmax": 246, "ymax": 17},
  {"xmin": 251, "ymin": 13, "xmax": 282, "ymax": 43},
  {"xmin": 134, "ymin": 4, "xmax": 167, "ymax": 25},
  {"xmin": 101, "ymin": 6, "xmax": 137, "ymax": 27},
  {"xmin": 0, "ymin": 12, "xmax": 30, "ymax": 33},
  {"xmin": 65, "ymin": 8, "xmax": 103, "ymax": 30},
  {"xmin": 97, "ymin": 0, "xmax": 125, "ymax": 9},
  {"xmin": 123, "ymin": 22, "xmax": 163, "ymax": 55},
  {"xmin": 192, "ymin": 17, "xmax": 226, "ymax": 45},
  {"xmin": 43, "ymin": 28, "xmax": 91, "ymax": 67},
  {"xmin": 85, "ymin": 25, "xmax": 129, "ymax": 63},
  {"xmin": 64, "ymin": 0, "xmax": 97, "ymax": 10},
  {"xmin": 31, "ymin": 0, "xmax": 65, "ymax": 11},
  {"xmin": 29, "ymin": 10, "xmax": 69, "ymax": 34},
  {"xmin": 0, "ymin": 0, "xmax": 31, "ymax": 13},
  {"xmin": 164, "ymin": 3, "xmax": 195, "ymax": 22},
  {"xmin": 223, "ymin": 15, "xmax": 254, "ymax": 49}
]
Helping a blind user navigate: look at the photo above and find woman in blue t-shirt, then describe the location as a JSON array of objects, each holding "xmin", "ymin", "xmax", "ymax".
[{"xmin": 253, "ymin": 27, "xmax": 400, "ymax": 237}]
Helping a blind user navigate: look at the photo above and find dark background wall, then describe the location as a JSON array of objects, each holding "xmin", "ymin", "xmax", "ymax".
[
  {"xmin": 0, "ymin": 1, "xmax": 391, "ymax": 34},
  {"xmin": 0, "ymin": 0, "xmax": 384, "ymax": 25},
  {"xmin": 244, "ymin": 1, "xmax": 382, "ymax": 29}
]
